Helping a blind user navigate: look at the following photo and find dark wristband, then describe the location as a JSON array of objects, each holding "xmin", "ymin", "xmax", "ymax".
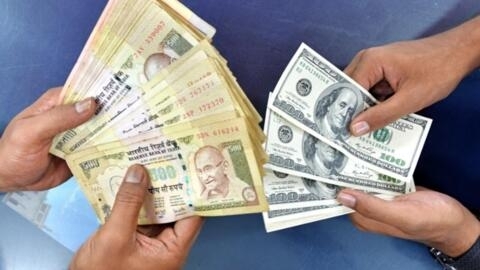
[
  {"xmin": 451, "ymin": 235, "xmax": 480, "ymax": 270},
  {"xmin": 430, "ymin": 235, "xmax": 480, "ymax": 270}
]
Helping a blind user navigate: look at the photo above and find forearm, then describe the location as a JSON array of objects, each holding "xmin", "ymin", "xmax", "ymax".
[{"xmin": 440, "ymin": 15, "xmax": 480, "ymax": 77}]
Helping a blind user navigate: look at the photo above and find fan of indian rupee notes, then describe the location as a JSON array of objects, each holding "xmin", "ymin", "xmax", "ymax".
[
  {"xmin": 50, "ymin": 0, "xmax": 268, "ymax": 225},
  {"xmin": 50, "ymin": 0, "xmax": 432, "ymax": 231}
]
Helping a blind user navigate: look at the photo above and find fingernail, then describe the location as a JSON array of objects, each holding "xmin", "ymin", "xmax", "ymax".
[
  {"xmin": 125, "ymin": 166, "xmax": 143, "ymax": 184},
  {"xmin": 352, "ymin": 121, "xmax": 370, "ymax": 136},
  {"xmin": 75, "ymin": 98, "xmax": 92, "ymax": 114},
  {"xmin": 337, "ymin": 193, "xmax": 357, "ymax": 208}
]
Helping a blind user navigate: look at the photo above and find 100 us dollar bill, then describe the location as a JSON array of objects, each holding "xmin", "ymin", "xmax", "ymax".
[
  {"xmin": 269, "ymin": 43, "xmax": 432, "ymax": 181},
  {"xmin": 263, "ymin": 169, "xmax": 340, "ymax": 210},
  {"xmin": 262, "ymin": 204, "xmax": 352, "ymax": 232},
  {"xmin": 264, "ymin": 109, "xmax": 410, "ymax": 195}
]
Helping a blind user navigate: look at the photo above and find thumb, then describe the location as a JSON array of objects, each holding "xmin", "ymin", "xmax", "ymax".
[
  {"xmin": 27, "ymin": 97, "xmax": 96, "ymax": 141},
  {"xmin": 104, "ymin": 164, "xmax": 149, "ymax": 236},
  {"xmin": 349, "ymin": 90, "xmax": 412, "ymax": 136},
  {"xmin": 337, "ymin": 189, "xmax": 409, "ymax": 226},
  {"xmin": 345, "ymin": 49, "xmax": 412, "ymax": 136}
]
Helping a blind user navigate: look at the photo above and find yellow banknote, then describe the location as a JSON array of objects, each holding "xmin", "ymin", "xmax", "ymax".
[{"xmin": 67, "ymin": 117, "xmax": 267, "ymax": 224}]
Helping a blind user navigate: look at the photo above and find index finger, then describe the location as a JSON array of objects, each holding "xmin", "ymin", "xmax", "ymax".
[
  {"xmin": 349, "ymin": 211, "xmax": 413, "ymax": 240},
  {"xmin": 337, "ymin": 189, "xmax": 415, "ymax": 228},
  {"xmin": 344, "ymin": 48, "xmax": 385, "ymax": 91},
  {"xmin": 17, "ymin": 87, "xmax": 63, "ymax": 118},
  {"xmin": 171, "ymin": 216, "xmax": 204, "ymax": 248}
]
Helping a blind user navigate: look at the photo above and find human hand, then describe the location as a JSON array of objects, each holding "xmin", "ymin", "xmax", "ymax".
[
  {"xmin": 0, "ymin": 87, "xmax": 95, "ymax": 191},
  {"xmin": 337, "ymin": 187, "xmax": 480, "ymax": 257},
  {"xmin": 70, "ymin": 164, "xmax": 203, "ymax": 270},
  {"xmin": 344, "ymin": 17, "xmax": 480, "ymax": 136}
]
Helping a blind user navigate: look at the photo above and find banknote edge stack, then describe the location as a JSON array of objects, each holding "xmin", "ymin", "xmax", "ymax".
[
  {"xmin": 262, "ymin": 43, "xmax": 432, "ymax": 232},
  {"xmin": 50, "ymin": 0, "xmax": 269, "ymax": 225}
]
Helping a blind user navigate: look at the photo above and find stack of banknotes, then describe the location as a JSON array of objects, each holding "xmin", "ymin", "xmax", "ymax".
[
  {"xmin": 50, "ymin": 0, "xmax": 269, "ymax": 224},
  {"xmin": 262, "ymin": 43, "xmax": 432, "ymax": 232},
  {"xmin": 50, "ymin": 0, "xmax": 432, "ymax": 231}
]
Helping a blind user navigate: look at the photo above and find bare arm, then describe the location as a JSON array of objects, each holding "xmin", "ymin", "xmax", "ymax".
[{"xmin": 345, "ymin": 15, "xmax": 480, "ymax": 135}]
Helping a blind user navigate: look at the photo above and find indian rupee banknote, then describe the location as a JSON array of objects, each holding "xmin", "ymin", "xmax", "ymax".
[{"xmin": 67, "ymin": 117, "xmax": 267, "ymax": 224}]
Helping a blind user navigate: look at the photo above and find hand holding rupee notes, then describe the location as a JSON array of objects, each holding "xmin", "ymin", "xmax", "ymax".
[
  {"xmin": 262, "ymin": 43, "xmax": 431, "ymax": 232},
  {"xmin": 50, "ymin": 0, "xmax": 431, "ymax": 231},
  {"xmin": 51, "ymin": 0, "xmax": 268, "ymax": 225}
]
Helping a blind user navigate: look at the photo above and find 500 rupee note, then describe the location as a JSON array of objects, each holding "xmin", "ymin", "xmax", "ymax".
[{"xmin": 67, "ymin": 117, "xmax": 267, "ymax": 224}]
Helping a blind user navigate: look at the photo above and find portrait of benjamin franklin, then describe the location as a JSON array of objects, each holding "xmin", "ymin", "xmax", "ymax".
[
  {"xmin": 314, "ymin": 82, "xmax": 363, "ymax": 141},
  {"xmin": 302, "ymin": 133, "xmax": 346, "ymax": 177},
  {"xmin": 302, "ymin": 178, "xmax": 340, "ymax": 200}
]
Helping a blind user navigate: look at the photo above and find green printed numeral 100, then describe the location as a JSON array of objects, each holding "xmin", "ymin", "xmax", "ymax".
[
  {"xmin": 380, "ymin": 153, "xmax": 406, "ymax": 167},
  {"xmin": 149, "ymin": 166, "xmax": 177, "ymax": 181},
  {"xmin": 377, "ymin": 173, "xmax": 401, "ymax": 184}
]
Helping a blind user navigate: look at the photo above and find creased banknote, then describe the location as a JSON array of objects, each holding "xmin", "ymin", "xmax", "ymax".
[
  {"xmin": 263, "ymin": 204, "xmax": 353, "ymax": 232},
  {"xmin": 67, "ymin": 117, "xmax": 267, "ymax": 224},
  {"xmin": 264, "ymin": 108, "xmax": 409, "ymax": 195},
  {"xmin": 52, "ymin": 0, "xmax": 205, "ymax": 157},
  {"xmin": 269, "ymin": 43, "xmax": 432, "ymax": 181},
  {"xmin": 263, "ymin": 169, "xmax": 340, "ymax": 210}
]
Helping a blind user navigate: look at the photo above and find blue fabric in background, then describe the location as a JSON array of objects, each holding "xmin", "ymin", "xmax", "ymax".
[
  {"xmin": 418, "ymin": 71, "xmax": 480, "ymax": 211},
  {"xmin": 0, "ymin": 0, "xmax": 478, "ymax": 269}
]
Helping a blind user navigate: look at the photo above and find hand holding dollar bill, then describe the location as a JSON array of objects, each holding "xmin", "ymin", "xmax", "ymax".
[{"xmin": 262, "ymin": 43, "xmax": 429, "ymax": 231}]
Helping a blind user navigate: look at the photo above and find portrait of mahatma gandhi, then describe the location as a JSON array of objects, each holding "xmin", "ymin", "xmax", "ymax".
[
  {"xmin": 302, "ymin": 178, "xmax": 339, "ymax": 200},
  {"xmin": 302, "ymin": 133, "xmax": 346, "ymax": 177},
  {"xmin": 143, "ymin": 52, "xmax": 175, "ymax": 81},
  {"xmin": 109, "ymin": 175, "xmax": 123, "ymax": 197},
  {"xmin": 314, "ymin": 83, "xmax": 363, "ymax": 141},
  {"xmin": 193, "ymin": 145, "xmax": 251, "ymax": 200}
]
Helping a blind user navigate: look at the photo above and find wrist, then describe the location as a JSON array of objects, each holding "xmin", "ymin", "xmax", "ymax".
[
  {"xmin": 430, "ymin": 235, "xmax": 480, "ymax": 270},
  {"xmin": 436, "ymin": 214, "xmax": 480, "ymax": 257},
  {"xmin": 444, "ymin": 16, "xmax": 480, "ymax": 77}
]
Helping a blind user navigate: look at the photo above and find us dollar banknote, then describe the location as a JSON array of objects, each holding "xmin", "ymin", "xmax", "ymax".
[
  {"xmin": 262, "ymin": 204, "xmax": 353, "ymax": 232},
  {"xmin": 264, "ymin": 108, "xmax": 409, "ymax": 195},
  {"xmin": 269, "ymin": 43, "xmax": 432, "ymax": 181},
  {"xmin": 263, "ymin": 169, "xmax": 340, "ymax": 210}
]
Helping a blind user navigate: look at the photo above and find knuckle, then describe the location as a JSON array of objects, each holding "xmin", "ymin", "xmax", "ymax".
[
  {"xmin": 115, "ymin": 186, "xmax": 143, "ymax": 205},
  {"xmin": 358, "ymin": 47, "xmax": 379, "ymax": 60}
]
